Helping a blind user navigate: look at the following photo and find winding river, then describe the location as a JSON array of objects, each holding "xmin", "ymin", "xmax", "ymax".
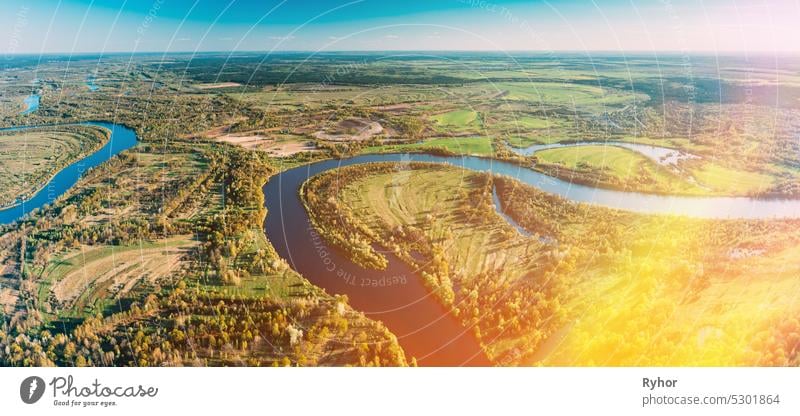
[
  {"xmin": 3, "ymin": 121, "xmax": 799, "ymax": 364},
  {"xmin": 0, "ymin": 122, "xmax": 138, "ymax": 225},
  {"xmin": 263, "ymin": 153, "xmax": 800, "ymax": 366},
  {"xmin": 264, "ymin": 158, "xmax": 492, "ymax": 366}
]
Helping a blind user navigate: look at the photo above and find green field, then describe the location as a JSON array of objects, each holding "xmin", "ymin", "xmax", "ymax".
[
  {"xmin": 509, "ymin": 116, "xmax": 559, "ymax": 129},
  {"xmin": 497, "ymin": 82, "xmax": 647, "ymax": 112},
  {"xmin": 537, "ymin": 145, "xmax": 646, "ymax": 177},
  {"xmin": 430, "ymin": 109, "xmax": 480, "ymax": 128},
  {"xmin": 690, "ymin": 162, "xmax": 775, "ymax": 195},
  {"xmin": 493, "ymin": 115, "xmax": 566, "ymax": 147},
  {"xmin": 535, "ymin": 145, "xmax": 699, "ymax": 193},
  {"xmin": 363, "ymin": 136, "xmax": 494, "ymax": 156}
]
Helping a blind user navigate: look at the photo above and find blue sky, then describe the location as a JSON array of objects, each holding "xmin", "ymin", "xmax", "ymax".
[{"xmin": 1, "ymin": 0, "xmax": 798, "ymax": 54}]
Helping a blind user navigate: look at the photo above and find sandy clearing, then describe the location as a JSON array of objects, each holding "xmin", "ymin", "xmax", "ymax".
[
  {"xmin": 313, "ymin": 119, "xmax": 384, "ymax": 142},
  {"xmin": 217, "ymin": 133, "xmax": 317, "ymax": 156},
  {"xmin": 0, "ymin": 261, "xmax": 17, "ymax": 277},
  {"xmin": 195, "ymin": 82, "xmax": 242, "ymax": 89},
  {"xmin": 262, "ymin": 140, "xmax": 317, "ymax": 157},
  {"xmin": 217, "ymin": 134, "xmax": 267, "ymax": 146},
  {"xmin": 0, "ymin": 287, "xmax": 17, "ymax": 312},
  {"xmin": 51, "ymin": 239, "xmax": 197, "ymax": 307},
  {"xmin": 198, "ymin": 125, "xmax": 232, "ymax": 138},
  {"xmin": 372, "ymin": 103, "xmax": 413, "ymax": 112},
  {"xmin": 82, "ymin": 205, "xmax": 138, "ymax": 227}
]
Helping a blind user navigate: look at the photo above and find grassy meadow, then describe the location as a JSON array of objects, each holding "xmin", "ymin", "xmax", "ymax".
[{"xmin": 534, "ymin": 145, "xmax": 702, "ymax": 194}]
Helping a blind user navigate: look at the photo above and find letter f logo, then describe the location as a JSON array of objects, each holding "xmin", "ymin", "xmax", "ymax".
[{"xmin": 20, "ymin": 376, "xmax": 45, "ymax": 404}]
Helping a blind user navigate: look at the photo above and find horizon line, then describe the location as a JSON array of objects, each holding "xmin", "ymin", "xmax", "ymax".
[{"xmin": 4, "ymin": 49, "xmax": 800, "ymax": 57}]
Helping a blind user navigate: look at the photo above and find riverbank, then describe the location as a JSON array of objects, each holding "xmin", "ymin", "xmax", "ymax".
[
  {"xmin": 263, "ymin": 150, "xmax": 800, "ymax": 364},
  {"xmin": 285, "ymin": 152, "xmax": 800, "ymax": 219},
  {"xmin": 299, "ymin": 162, "xmax": 566, "ymax": 363},
  {"xmin": 506, "ymin": 140, "xmax": 793, "ymax": 198},
  {"xmin": 290, "ymin": 157, "xmax": 800, "ymax": 365},
  {"xmin": 264, "ymin": 157, "xmax": 492, "ymax": 366},
  {"xmin": 0, "ymin": 122, "xmax": 138, "ymax": 225},
  {"xmin": 0, "ymin": 125, "xmax": 111, "ymax": 210}
]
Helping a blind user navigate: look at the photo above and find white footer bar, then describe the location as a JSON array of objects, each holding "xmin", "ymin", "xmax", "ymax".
[{"xmin": 0, "ymin": 367, "xmax": 796, "ymax": 415}]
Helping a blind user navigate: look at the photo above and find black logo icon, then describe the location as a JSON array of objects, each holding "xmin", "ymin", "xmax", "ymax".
[{"xmin": 20, "ymin": 376, "xmax": 45, "ymax": 404}]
